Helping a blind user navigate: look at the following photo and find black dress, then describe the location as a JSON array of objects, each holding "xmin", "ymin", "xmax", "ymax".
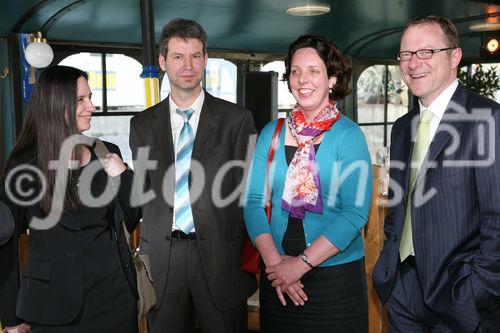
[
  {"xmin": 28, "ymin": 150, "xmax": 138, "ymax": 333},
  {"xmin": 259, "ymin": 144, "xmax": 368, "ymax": 333}
]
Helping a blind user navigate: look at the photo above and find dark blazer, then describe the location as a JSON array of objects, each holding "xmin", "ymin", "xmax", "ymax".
[
  {"xmin": 0, "ymin": 141, "xmax": 140, "ymax": 326},
  {"xmin": 129, "ymin": 92, "xmax": 258, "ymax": 313},
  {"xmin": 0, "ymin": 199, "xmax": 14, "ymax": 245},
  {"xmin": 373, "ymin": 84, "xmax": 500, "ymax": 332}
]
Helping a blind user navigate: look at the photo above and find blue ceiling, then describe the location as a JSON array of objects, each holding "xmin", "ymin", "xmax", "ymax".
[{"xmin": 1, "ymin": 0, "xmax": 500, "ymax": 59}]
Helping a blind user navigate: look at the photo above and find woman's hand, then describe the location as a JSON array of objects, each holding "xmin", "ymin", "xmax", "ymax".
[
  {"xmin": 5, "ymin": 323, "xmax": 31, "ymax": 333},
  {"xmin": 266, "ymin": 255, "xmax": 310, "ymax": 291},
  {"xmin": 274, "ymin": 280, "xmax": 308, "ymax": 307},
  {"xmin": 103, "ymin": 153, "xmax": 127, "ymax": 177},
  {"xmin": 285, "ymin": 280, "xmax": 308, "ymax": 306}
]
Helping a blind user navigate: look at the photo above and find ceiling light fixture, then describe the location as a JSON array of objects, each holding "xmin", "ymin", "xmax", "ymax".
[
  {"xmin": 25, "ymin": 32, "xmax": 54, "ymax": 68},
  {"xmin": 470, "ymin": 5, "xmax": 500, "ymax": 32},
  {"xmin": 486, "ymin": 37, "xmax": 499, "ymax": 53},
  {"xmin": 469, "ymin": 22, "xmax": 500, "ymax": 31},
  {"xmin": 286, "ymin": 2, "xmax": 331, "ymax": 16}
]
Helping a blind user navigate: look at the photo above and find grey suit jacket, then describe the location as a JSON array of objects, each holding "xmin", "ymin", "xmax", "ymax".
[
  {"xmin": 373, "ymin": 84, "xmax": 500, "ymax": 332},
  {"xmin": 129, "ymin": 91, "xmax": 258, "ymax": 312}
]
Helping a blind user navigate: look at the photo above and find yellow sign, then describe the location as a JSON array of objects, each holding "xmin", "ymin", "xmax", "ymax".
[{"xmin": 88, "ymin": 71, "xmax": 116, "ymax": 90}]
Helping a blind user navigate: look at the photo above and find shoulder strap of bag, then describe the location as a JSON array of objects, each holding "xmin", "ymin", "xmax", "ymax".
[
  {"xmin": 93, "ymin": 139, "xmax": 120, "ymax": 193},
  {"xmin": 265, "ymin": 118, "xmax": 285, "ymax": 221},
  {"xmin": 93, "ymin": 139, "xmax": 110, "ymax": 165},
  {"xmin": 92, "ymin": 139, "xmax": 129, "ymax": 240}
]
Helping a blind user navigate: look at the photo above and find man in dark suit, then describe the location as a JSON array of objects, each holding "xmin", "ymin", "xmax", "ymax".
[
  {"xmin": 373, "ymin": 15, "xmax": 500, "ymax": 332},
  {"xmin": 129, "ymin": 18, "xmax": 257, "ymax": 332}
]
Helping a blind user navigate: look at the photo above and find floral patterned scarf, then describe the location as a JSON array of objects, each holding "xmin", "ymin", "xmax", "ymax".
[{"xmin": 281, "ymin": 101, "xmax": 341, "ymax": 219}]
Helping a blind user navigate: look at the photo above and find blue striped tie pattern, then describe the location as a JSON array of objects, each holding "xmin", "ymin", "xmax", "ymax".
[{"xmin": 174, "ymin": 108, "xmax": 195, "ymax": 233}]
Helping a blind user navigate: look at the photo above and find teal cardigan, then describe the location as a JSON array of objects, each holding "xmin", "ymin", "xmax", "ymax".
[{"xmin": 243, "ymin": 116, "xmax": 373, "ymax": 267}]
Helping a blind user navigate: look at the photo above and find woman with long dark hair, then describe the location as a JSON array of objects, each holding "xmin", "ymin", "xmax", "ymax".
[
  {"xmin": 0, "ymin": 65, "xmax": 140, "ymax": 332},
  {"xmin": 244, "ymin": 35, "xmax": 373, "ymax": 332}
]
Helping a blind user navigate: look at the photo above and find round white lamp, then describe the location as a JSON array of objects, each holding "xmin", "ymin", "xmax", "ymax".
[{"xmin": 25, "ymin": 32, "xmax": 54, "ymax": 68}]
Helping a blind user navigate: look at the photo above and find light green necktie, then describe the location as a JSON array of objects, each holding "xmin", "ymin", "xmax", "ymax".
[{"xmin": 399, "ymin": 109, "xmax": 434, "ymax": 261}]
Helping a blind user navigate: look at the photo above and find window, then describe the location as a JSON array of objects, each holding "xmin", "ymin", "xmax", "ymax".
[
  {"xmin": 60, "ymin": 53, "xmax": 145, "ymax": 113},
  {"xmin": 261, "ymin": 61, "xmax": 296, "ymax": 110},
  {"xmin": 59, "ymin": 52, "xmax": 145, "ymax": 165},
  {"xmin": 160, "ymin": 58, "xmax": 237, "ymax": 103},
  {"xmin": 356, "ymin": 65, "xmax": 409, "ymax": 163},
  {"xmin": 459, "ymin": 63, "xmax": 500, "ymax": 102},
  {"xmin": 205, "ymin": 58, "xmax": 237, "ymax": 103},
  {"xmin": 84, "ymin": 115, "xmax": 134, "ymax": 166}
]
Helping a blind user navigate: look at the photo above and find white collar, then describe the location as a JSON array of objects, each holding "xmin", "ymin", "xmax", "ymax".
[
  {"xmin": 418, "ymin": 79, "xmax": 458, "ymax": 119},
  {"xmin": 169, "ymin": 89, "xmax": 205, "ymax": 116}
]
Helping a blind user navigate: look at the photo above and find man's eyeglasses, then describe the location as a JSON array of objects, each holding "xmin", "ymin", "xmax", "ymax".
[{"xmin": 397, "ymin": 47, "xmax": 456, "ymax": 61}]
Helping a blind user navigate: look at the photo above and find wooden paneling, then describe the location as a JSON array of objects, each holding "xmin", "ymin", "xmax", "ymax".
[{"xmin": 364, "ymin": 165, "xmax": 390, "ymax": 333}]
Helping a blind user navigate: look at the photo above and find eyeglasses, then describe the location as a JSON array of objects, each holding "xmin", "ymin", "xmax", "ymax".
[{"xmin": 397, "ymin": 47, "xmax": 456, "ymax": 61}]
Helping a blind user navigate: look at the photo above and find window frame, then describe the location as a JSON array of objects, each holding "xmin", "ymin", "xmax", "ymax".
[
  {"xmin": 52, "ymin": 43, "xmax": 144, "ymax": 117},
  {"xmin": 354, "ymin": 62, "xmax": 411, "ymax": 148}
]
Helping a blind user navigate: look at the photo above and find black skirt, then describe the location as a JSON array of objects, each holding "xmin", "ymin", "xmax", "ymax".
[{"xmin": 259, "ymin": 258, "xmax": 368, "ymax": 333}]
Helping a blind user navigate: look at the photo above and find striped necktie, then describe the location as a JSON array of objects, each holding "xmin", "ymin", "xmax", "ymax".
[
  {"xmin": 399, "ymin": 108, "xmax": 434, "ymax": 261},
  {"xmin": 174, "ymin": 108, "xmax": 195, "ymax": 233}
]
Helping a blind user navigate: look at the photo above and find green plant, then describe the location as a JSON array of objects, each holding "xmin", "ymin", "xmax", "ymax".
[{"xmin": 458, "ymin": 64, "xmax": 500, "ymax": 99}]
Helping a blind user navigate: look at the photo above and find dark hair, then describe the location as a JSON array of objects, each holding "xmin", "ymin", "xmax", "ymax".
[
  {"xmin": 0, "ymin": 109, "xmax": 36, "ymax": 184},
  {"xmin": 159, "ymin": 18, "xmax": 208, "ymax": 56},
  {"xmin": 1, "ymin": 65, "xmax": 88, "ymax": 214},
  {"xmin": 283, "ymin": 34, "xmax": 352, "ymax": 100},
  {"xmin": 403, "ymin": 15, "xmax": 459, "ymax": 48}
]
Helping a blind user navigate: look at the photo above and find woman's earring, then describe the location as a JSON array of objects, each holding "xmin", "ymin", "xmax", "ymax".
[{"xmin": 329, "ymin": 87, "xmax": 333, "ymax": 93}]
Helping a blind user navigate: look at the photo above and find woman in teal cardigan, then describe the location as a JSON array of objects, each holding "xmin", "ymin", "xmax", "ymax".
[{"xmin": 244, "ymin": 35, "xmax": 373, "ymax": 332}]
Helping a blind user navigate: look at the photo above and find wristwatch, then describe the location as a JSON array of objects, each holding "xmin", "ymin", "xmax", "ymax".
[{"xmin": 299, "ymin": 252, "xmax": 314, "ymax": 268}]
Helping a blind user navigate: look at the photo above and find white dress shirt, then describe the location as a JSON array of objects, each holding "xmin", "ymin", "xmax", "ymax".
[
  {"xmin": 418, "ymin": 79, "xmax": 459, "ymax": 141},
  {"xmin": 169, "ymin": 90, "xmax": 205, "ymax": 155}
]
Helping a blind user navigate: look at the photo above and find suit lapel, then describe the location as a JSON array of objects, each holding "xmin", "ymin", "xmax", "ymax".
[
  {"xmin": 192, "ymin": 92, "xmax": 217, "ymax": 161},
  {"xmin": 426, "ymin": 85, "xmax": 467, "ymax": 163},
  {"xmin": 151, "ymin": 99, "xmax": 175, "ymax": 168},
  {"xmin": 412, "ymin": 84, "xmax": 466, "ymax": 191},
  {"xmin": 394, "ymin": 110, "xmax": 417, "ymax": 193}
]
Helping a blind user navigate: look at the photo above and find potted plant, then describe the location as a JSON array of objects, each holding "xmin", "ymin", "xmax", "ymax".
[{"xmin": 458, "ymin": 64, "xmax": 500, "ymax": 99}]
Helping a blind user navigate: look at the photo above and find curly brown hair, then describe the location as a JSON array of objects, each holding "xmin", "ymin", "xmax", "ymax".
[{"xmin": 283, "ymin": 34, "xmax": 352, "ymax": 100}]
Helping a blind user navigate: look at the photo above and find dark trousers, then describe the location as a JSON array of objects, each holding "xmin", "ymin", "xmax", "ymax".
[
  {"xmin": 149, "ymin": 237, "xmax": 247, "ymax": 333},
  {"xmin": 260, "ymin": 258, "xmax": 368, "ymax": 333},
  {"xmin": 386, "ymin": 258, "xmax": 500, "ymax": 333}
]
